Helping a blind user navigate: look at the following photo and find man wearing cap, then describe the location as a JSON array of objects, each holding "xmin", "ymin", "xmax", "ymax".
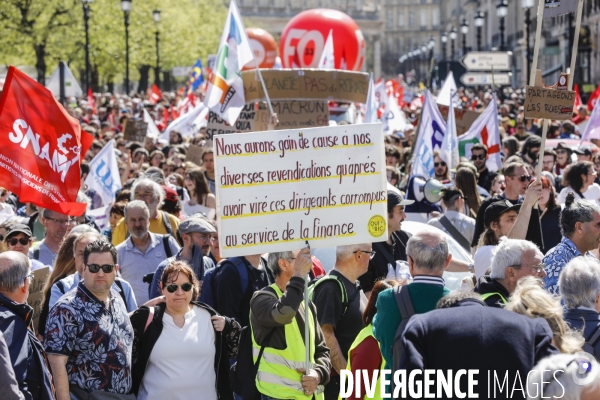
[
  {"xmin": 470, "ymin": 144, "xmax": 497, "ymax": 193},
  {"xmin": 428, "ymin": 187, "xmax": 475, "ymax": 249},
  {"xmin": 358, "ymin": 190, "xmax": 414, "ymax": 296},
  {"xmin": 4, "ymin": 224, "xmax": 46, "ymax": 271},
  {"xmin": 554, "ymin": 142, "xmax": 573, "ymax": 177},
  {"xmin": 574, "ymin": 146, "xmax": 593, "ymax": 162},
  {"xmin": 149, "ymin": 216, "xmax": 216, "ymax": 299}
]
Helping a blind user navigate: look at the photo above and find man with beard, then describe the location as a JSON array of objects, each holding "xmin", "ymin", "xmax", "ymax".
[
  {"xmin": 470, "ymin": 144, "xmax": 497, "ymax": 193},
  {"xmin": 517, "ymin": 136, "xmax": 542, "ymax": 166},
  {"xmin": 115, "ymin": 201, "xmax": 179, "ymax": 304},
  {"xmin": 433, "ymin": 151, "xmax": 449, "ymax": 181}
]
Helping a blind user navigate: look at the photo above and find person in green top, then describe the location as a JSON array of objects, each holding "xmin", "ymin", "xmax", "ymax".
[{"xmin": 372, "ymin": 228, "xmax": 452, "ymax": 371}]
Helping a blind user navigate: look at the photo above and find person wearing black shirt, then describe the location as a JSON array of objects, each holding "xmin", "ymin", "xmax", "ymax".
[{"xmin": 471, "ymin": 143, "xmax": 498, "ymax": 193}]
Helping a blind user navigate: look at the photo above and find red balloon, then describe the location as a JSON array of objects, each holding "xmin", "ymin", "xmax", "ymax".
[
  {"xmin": 279, "ymin": 9, "xmax": 365, "ymax": 71},
  {"xmin": 243, "ymin": 28, "xmax": 277, "ymax": 70}
]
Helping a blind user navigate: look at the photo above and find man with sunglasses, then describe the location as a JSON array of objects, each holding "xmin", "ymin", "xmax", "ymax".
[
  {"xmin": 470, "ymin": 143, "xmax": 497, "ymax": 193},
  {"xmin": 45, "ymin": 240, "xmax": 135, "ymax": 400},
  {"xmin": 3, "ymin": 224, "xmax": 45, "ymax": 272}
]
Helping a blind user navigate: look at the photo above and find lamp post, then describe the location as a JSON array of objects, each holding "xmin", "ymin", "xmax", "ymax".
[
  {"xmin": 415, "ymin": 47, "xmax": 422, "ymax": 80},
  {"xmin": 450, "ymin": 27, "xmax": 457, "ymax": 60},
  {"xmin": 522, "ymin": 0, "xmax": 534, "ymax": 83},
  {"xmin": 474, "ymin": 12, "xmax": 484, "ymax": 51},
  {"xmin": 121, "ymin": 0, "xmax": 132, "ymax": 94},
  {"xmin": 81, "ymin": 0, "xmax": 92, "ymax": 92},
  {"xmin": 461, "ymin": 19, "xmax": 469, "ymax": 56},
  {"xmin": 428, "ymin": 37, "xmax": 435, "ymax": 60},
  {"xmin": 441, "ymin": 31, "xmax": 447, "ymax": 61},
  {"xmin": 153, "ymin": 9, "xmax": 161, "ymax": 88},
  {"xmin": 496, "ymin": 0, "xmax": 508, "ymax": 51}
]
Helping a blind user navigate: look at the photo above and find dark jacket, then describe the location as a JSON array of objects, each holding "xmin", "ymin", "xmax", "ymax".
[
  {"xmin": 564, "ymin": 308, "xmax": 600, "ymax": 361},
  {"xmin": 473, "ymin": 275, "xmax": 510, "ymax": 308},
  {"xmin": 400, "ymin": 299, "xmax": 558, "ymax": 399},
  {"xmin": 129, "ymin": 301, "xmax": 240, "ymax": 399},
  {"xmin": 540, "ymin": 205, "xmax": 562, "ymax": 254},
  {"xmin": 0, "ymin": 294, "xmax": 55, "ymax": 400},
  {"xmin": 250, "ymin": 277, "xmax": 331, "ymax": 387}
]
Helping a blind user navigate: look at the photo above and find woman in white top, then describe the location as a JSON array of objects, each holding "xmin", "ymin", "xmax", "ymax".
[
  {"xmin": 0, "ymin": 188, "xmax": 15, "ymax": 224},
  {"xmin": 130, "ymin": 261, "xmax": 240, "ymax": 400},
  {"xmin": 557, "ymin": 161, "xmax": 600, "ymax": 205},
  {"xmin": 182, "ymin": 168, "xmax": 216, "ymax": 218}
]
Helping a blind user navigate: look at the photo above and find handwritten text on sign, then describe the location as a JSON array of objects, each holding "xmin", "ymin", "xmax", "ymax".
[
  {"xmin": 524, "ymin": 86, "xmax": 575, "ymax": 121},
  {"xmin": 214, "ymin": 124, "xmax": 387, "ymax": 257}
]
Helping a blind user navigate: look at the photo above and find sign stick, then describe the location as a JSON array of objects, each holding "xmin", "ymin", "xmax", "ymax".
[
  {"xmin": 304, "ymin": 240, "xmax": 311, "ymax": 374},
  {"xmin": 535, "ymin": 119, "xmax": 550, "ymax": 180},
  {"xmin": 529, "ymin": 0, "xmax": 546, "ymax": 86},
  {"xmin": 568, "ymin": 0, "xmax": 585, "ymax": 91}
]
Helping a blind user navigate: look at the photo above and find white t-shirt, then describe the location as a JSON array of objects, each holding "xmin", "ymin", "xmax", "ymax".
[
  {"xmin": 474, "ymin": 245, "xmax": 497, "ymax": 280},
  {"xmin": 138, "ymin": 306, "xmax": 217, "ymax": 400},
  {"xmin": 558, "ymin": 184, "xmax": 600, "ymax": 205},
  {"xmin": 181, "ymin": 201, "xmax": 215, "ymax": 219}
]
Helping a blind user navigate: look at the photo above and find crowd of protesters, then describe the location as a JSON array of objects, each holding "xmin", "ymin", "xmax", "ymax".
[{"xmin": 1, "ymin": 81, "xmax": 600, "ymax": 400}]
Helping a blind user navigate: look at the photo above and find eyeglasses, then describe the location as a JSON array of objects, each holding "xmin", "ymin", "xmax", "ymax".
[
  {"xmin": 471, "ymin": 154, "xmax": 486, "ymax": 161},
  {"xmin": 516, "ymin": 126, "xmax": 525, "ymax": 130},
  {"xmin": 353, "ymin": 250, "xmax": 376, "ymax": 259},
  {"xmin": 210, "ymin": 236, "xmax": 218, "ymax": 242},
  {"xmin": 25, "ymin": 272, "xmax": 34, "ymax": 282},
  {"xmin": 8, "ymin": 238, "xmax": 29, "ymax": 246},
  {"xmin": 87, "ymin": 264, "xmax": 116, "ymax": 273},
  {"xmin": 512, "ymin": 263, "xmax": 545, "ymax": 275},
  {"xmin": 588, "ymin": 170, "xmax": 598, "ymax": 176},
  {"xmin": 166, "ymin": 282, "xmax": 193, "ymax": 293},
  {"xmin": 556, "ymin": 149, "xmax": 567, "ymax": 154},
  {"xmin": 193, "ymin": 233, "xmax": 212, "ymax": 242},
  {"xmin": 45, "ymin": 216, "xmax": 76, "ymax": 226},
  {"xmin": 508, "ymin": 174, "xmax": 531, "ymax": 182},
  {"xmin": 434, "ymin": 162, "xmax": 447, "ymax": 167}
]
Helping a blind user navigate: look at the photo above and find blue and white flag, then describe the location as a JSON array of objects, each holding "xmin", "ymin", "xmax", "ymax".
[
  {"xmin": 364, "ymin": 74, "xmax": 377, "ymax": 123},
  {"xmin": 85, "ymin": 139, "xmax": 121, "ymax": 208},
  {"xmin": 440, "ymin": 97, "xmax": 459, "ymax": 171},
  {"xmin": 382, "ymin": 93, "xmax": 406, "ymax": 135},
  {"xmin": 412, "ymin": 90, "xmax": 448, "ymax": 179}
]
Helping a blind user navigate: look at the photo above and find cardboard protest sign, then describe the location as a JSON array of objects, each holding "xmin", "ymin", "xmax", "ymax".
[
  {"xmin": 524, "ymin": 72, "xmax": 575, "ymax": 121},
  {"xmin": 438, "ymin": 106, "xmax": 481, "ymax": 136},
  {"xmin": 215, "ymin": 123, "xmax": 387, "ymax": 257},
  {"xmin": 206, "ymin": 104, "xmax": 256, "ymax": 139},
  {"xmin": 255, "ymin": 101, "xmax": 329, "ymax": 131},
  {"xmin": 123, "ymin": 120, "xmax": 148, "ymax": 143},
  {"xmin": 186, "ymin": 144, "xmax": 205, "ymax": 167},
  {"xmin": 242, "ymin": 69, "xmax": 369, "ymax": 103},
  {"xmin": 27, "ymin": 266, "xmax": 50, "ymax": 333}
]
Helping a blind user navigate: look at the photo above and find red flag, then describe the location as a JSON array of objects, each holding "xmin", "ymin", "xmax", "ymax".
[
  {"xmin": 588, "ymin": 85, "xmax": 600, "ymax": 112},
  {"xmin": 574, "ymin": 84, "xmax": 582, "ymax": 110},
  {"xmin": 0, "ymin": 67, "xmax": 92, "ymax": 216},
  {"xmin": 150, "ymin": 84, "xmax": 162, "ymax": 105},
  {"xmin": 87, "ymin": 88, "xmax": 97, "ymax": 114}
]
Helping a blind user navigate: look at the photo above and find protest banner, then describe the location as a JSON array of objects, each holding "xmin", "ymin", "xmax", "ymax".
[
  {"xmin": 255, "ymin": 101, "xmax": 329, "ymax": 131},
  {"xmin": 242, "ymin": 69, "xmax": 369, "ymax": 103},
  {"xmin": 27, "ymin": 266, "xmax": 50, "ymax": 333},
  {"xmin": 438, "ymin": 105, "xmax": 481, "ymax": 136},
  {"xmin": 214, "ymin": 123, "xmax": 387, "ymax": 257},
  {"xmin": 123, "ymin": 120, "xmax": 148, "ymax": 143},
  {"xmin": 186, "ymin": 144, "xmax": 205, "ymax": 167},
  {"xmin": 524, "ymin": 73, "xmax": 576, "ymax": 121},
  {"xmin": 85, "ymin": 139, "xmax": 121, "ymax": 207},
  {"xmin": 206, "ymin": 104, "xmax": 256, "ymax": 139}
]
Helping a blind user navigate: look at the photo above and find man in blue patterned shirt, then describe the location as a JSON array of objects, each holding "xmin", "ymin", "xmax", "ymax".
[
  {"xmin": 543, "ymin": 195, "xmax": 600, "ymax": 295},
  {"xmin": 45, "ymin": 240, "xmax": 134, "ymax": 400}
]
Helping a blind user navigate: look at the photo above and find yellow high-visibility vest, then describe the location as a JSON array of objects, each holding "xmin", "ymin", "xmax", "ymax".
[{"xmin": 341, "ymin": 324, "xmax": 384, "ymax": 400}]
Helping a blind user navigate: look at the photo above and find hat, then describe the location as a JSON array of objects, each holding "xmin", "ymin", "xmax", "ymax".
[
  {"xmin": 179, "ymin": 217, "xmax": 216, "ymax": 234},
  {"xmin": 387, "ymin": 190, "xmax": 414, "ymax": 212},
  {"xmin": 5, "ymin": 224, "xmax": 32, "ymax": 242},
  {"xmin": 161, "ymin": 185, "xmax": 179, "ymax": 202},
  {"xmin": 555, "ymin": 142, "xmax": 572, "ymax": 153},
  {"xmin": 573, "ymin": 146, "xmax": 593, "ymax": 157},
  {"xmin": 484, "ymin": 200, "xmax": 521, "ymax": 228}
]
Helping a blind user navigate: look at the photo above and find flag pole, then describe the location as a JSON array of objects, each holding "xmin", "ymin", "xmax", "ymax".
[{"xmin": 530, "ymin": 0, "xmax": 547, "ymax": 182}]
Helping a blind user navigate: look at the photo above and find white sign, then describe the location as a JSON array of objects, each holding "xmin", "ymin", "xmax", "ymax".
[
  {"xmin": 172, "ymin": 66, "xmax": 193, "ymax": 77},
  {"xmin": 215, "ymin": 124, "xmax": 388, "ymax": 257},
  {"xmin": 460, "ymin": 72, "xmax": 511, "ymax": 86},
  {"xmin": 85, "ymin": 139, "xmax": 121, "ymax": 208},
  {"xmin": 461, "ymin": 52, "xmax": 511, "ymax": 71}
]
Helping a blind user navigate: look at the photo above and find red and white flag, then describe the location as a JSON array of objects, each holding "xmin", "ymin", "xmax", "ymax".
[
  {"xmin": 0, "ymin": 66, "xmax": 93, "ymax": 215},
  {"xmin": 588, "ymin": 85, "xmax": 600, "ymax": 112},
  {"xmin": 87, "ymin": 87, "xmax": 97, "ymax": 114},
  {"xmin": 150, "ymin": 84, "xmax": 162, "ymax": 105}
]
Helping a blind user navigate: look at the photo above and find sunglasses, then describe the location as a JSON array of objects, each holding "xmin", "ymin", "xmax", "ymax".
[
  {"xmin": 87, "ymin": 264, "xmax": 116, "ymax": 273},
  {"xmin": 166, "ymin": 282, "xmax": 193, "ymax": 293},
  {"xmin": 8, "ymin": 238, "xmax": 29, "ymax": 246},
  {"xmin": 434, "ymin": 162, "xmax": 447, "ymax": 167},
  {"xmin": 556, "ymin": 149, "xmax": 567, "ymax": 154},
  {"xmin": 471, "ymin": 154, "xmax": 485, "ymax": 160},
  {"xmin": 508, "ymin": 174, "xmax": 531, "ymax": 182}
]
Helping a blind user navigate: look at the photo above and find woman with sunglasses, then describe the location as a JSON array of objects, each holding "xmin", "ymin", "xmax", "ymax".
[
  {"xmin": 3, "ymin": 224, "xmax": 46, "ymax": 271},
  {"xmin": 130, "ymin": 261, "xmax": 240, "ymax": 400}
]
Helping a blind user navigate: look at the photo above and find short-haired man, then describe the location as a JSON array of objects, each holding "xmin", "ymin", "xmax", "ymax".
[
  {"xmin": 312, "ymin": 244, "xmax": 370, "ymax": 399},
  {"xmin": 373, "ymin": 229, "xmax": 451, "ymax": 378},
  {"xmin": 428, "ymin": 186, "xmax": 475, "ymax": 249},
  {"xmin": 474, "ymin": 237, "xmax": 546, "ymax": 307},
  {"xmin": 0, "ymin": 251, "xmax": 54, "ymax": 400},
  {"xmin": 470, "ymin": 143, "xmax": 497, "ymax": 193},
  {"xmin": 32, "ymin": 209, "xmax": 75, "ymax": 266},
  {"xmin": 544, "ymin": 198, "xmax": 600, "ymax": 295},
  {"xmin": 385, "ymin": 145, "xmax": 400, "ymax": 167},
  {"xmin": 560, "ymin": 257, "xmax": 600, "ymax": 360},
  {"xmin": 250, "ymin": 249, "xmax": 331, "ymax": 399},
  {"xmin": 202, "ymin": 149, "xmax": 216, "ymax": 195},
  {"xmin": 115, "ymin": 201, "xmax": 180, "ymax": 304},
  {"xmin": 46, "ymin": 240, "xmax": 134, "ymax": 400},
  {"xmin": 111, "ymin": 178, "xmax": 180, "ymax": 245},
  {"xmin": 150, "ymin": 217, "xmax": 216, "ymax": 299},
  {"xmin": 542, "ymin": 149, "xmax": 557, "ymax": 174}
]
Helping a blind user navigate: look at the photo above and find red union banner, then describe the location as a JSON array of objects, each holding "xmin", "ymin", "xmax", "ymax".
[{"xmin": 0, "ymin": 66, "xmax": 92, "ymax": 216}]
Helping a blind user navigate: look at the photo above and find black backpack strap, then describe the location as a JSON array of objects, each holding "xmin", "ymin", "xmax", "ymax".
[
  {"xmin": 162, "ymin": 235, "xmax": 173, "ymax": 258},
  {"xmin": 373, "ymin": 242, "xmax": 395, "ymax": 266},
  {"xmin": 161, "ymin": 211, "xmax": 173, "ymax": 235},
  {"xmin": 587, "ymin": 324, "xmax": 600, "ymax": 347},
  {"xmin": 114, "ymin": 279, "xmax": 128, "ymax": 308},
  {"xmin": 394, "ymin": 285, "xmax": 415, "ymax": 320},
  {"xmin": 33, "ymin": 248, "xmax": 40, "ymax": 261},
  {"xmin": 438, "ymin": 216, "xmax": 471, "ymax": 251},
  {"xmin": 56, "ymin": 280, "xmax": 65, "ymax": 294}
]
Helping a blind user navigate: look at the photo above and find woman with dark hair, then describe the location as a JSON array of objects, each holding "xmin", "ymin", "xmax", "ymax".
[
  {"xmin": 130, "ymin": 261, "xmax": 240, "ymax": 400},
  {"xmin": 149, "ymin": 150, "xmax": 165, "ymax": 167},
  {"xmin": 502, "ymin": 136, "xmax": 520, "ymax": 160},
  {"xmin": 557, "ymin": 161, "xmax": 599, "ymax": 204},
  {"xmin": 182, "ymin": 168, "xmax": 216, "ymax": 217},
  {"xmin": 455, "ymin": 167, "xmax": 482, "ymax": 218},
  {"xmin": 539, "ymin": 174, "xmax": 562, "ymax": 253},
  {"xmin": 345, "ymin": 279, "xmax": 402, "ymax": 400}
]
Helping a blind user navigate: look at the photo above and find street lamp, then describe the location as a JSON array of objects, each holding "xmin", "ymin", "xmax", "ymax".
[
  {"xmin": 461, "ymin": 19, "xmax": 469, "ymax": 56},
  {"xmin": 428, "ymin": 36, "xmax": 435, "ymax": 58},
  {"xmin": 121, "ymin": 0, "xmax": 132, "ymax": 94},
  {"xmin": 81, "ymin": 0, "xmax": 92, "ymax": 93},
  {"xmin": 522, "ymin": 0, "xmax": 534, "ymax": 83},
  {"xmin": 153, "ymin": 9, "xmax": 161, "ymax": 88},
  {"xmin": 474, "ymin": 11, "xmax": 485, "ymax": 51},
  {"xmin": 441, "ymin": 31, "xmax": 448, "ymax": 61},
  {"xmin": 496, "ymin": 0, "xmax": 508, "ymax": 51},
  {"xmin": 450, "ymin": 27, "xmax": 457, "ymax": 60}
]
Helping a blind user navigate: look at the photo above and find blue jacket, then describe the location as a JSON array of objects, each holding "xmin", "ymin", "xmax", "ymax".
[
  {"xmin": 0, "ymin": 293, "xmax": 54, "ymax": 400},
  {"xmin": 564, "ymin": 308, "xmax": 600, "ymax": 361}
]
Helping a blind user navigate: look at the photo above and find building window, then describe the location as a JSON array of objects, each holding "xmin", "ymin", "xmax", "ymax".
[
  {"xmin": 408, "ymin": 11, "xmax": 415, "ymax": 27},
  {"xmin": 398, "ymin": 12, "xmax": 404, "ymax": 28},
  {"xmin": 432, "ymin": 8, "xmax": 439, "ymax": 27},
  {"xmin": 387, "ymin": 14, "xmax": 393, "ymax": 28},
  {"xmin": 420, "ymin": 10, "xmax": 427, "ymax": 28}
]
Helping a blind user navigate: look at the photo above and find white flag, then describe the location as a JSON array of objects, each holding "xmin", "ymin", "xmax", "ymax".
[
  {"xmin": 440, "ymin": 98, "xmax": 460, "ymax": 171},
  {"xmin": 143, "ymin": 108, "xmax": 161, "ymax": 139},
  {"xmin": 204, "ymin": 0, "xmax": 254, "ymax": 125},
  {"xmin": 374, "ymin": 80, "xmax": 387, "ymax": 110},
  {"xmin": 46, "ymin": 63, "xmax": 83, "ymax": 98},
  {"xmin": 161, "ymin": 103, "xmax": 208, "ymax": 142},
  {"xmin": 458, "ymin": 94, "xmax": 502, "ymax": 172},
  {"xmin": 411, "ymin": 90, "xmax": 448, "ymax": 179},
  {"xmin": 318, "ymin": 30, "xmax": 335, "ymax": 69},
  {"xmin": 85, "ymin": 139, "xmax": 121, "ymax": 208},
  {"xmin": 580, "ymin": 98, "xmax": 600, "ymax": 141},
  {"xmin": 437, "ymin": 71, "xmax": 459, "ymax": 107},
  {"xmin": 382, "ymin": 94, "xmax": 407, "ymax": 135},
  {"xmin": 364, "ymin": 74, "xmax": 377, "ymax": 123}
]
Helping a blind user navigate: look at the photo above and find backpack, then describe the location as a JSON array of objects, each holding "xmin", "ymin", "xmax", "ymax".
[
  {"xmin": 582, "ymin": 325, "xmax": 600, "ymax": 360},
  {"xmin": 307, "ymin": 274, "xmax": 360, "ymax": 323},
  {"xmin": 200, "ymin": 257, "xmax": 250, "ymax": 308},
  {"xmin": 391, "ymin": 285, "xmax": 416, "ymax": 371}
]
